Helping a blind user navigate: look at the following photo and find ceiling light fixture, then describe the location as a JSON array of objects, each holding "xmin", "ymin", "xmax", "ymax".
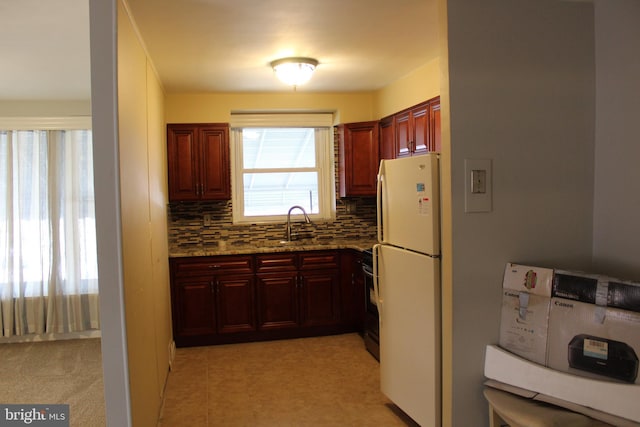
[{"xmin": 270, "ymin": 57, "xmax": 318, "ymax": 87}]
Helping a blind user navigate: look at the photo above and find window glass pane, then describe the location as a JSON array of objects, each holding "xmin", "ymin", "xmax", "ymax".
[
  {"xmin": 242, "ymin": 128, "xmax": 316, "ymax": 169},
  {"xmin": 243, "ymin": 172, "xmax": 318, "ymax": 216}
]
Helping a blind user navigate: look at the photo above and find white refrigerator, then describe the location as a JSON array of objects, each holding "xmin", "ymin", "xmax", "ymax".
[{"xmin": 373, "ymin": 154, "xmax": 441, "ymax": 426}]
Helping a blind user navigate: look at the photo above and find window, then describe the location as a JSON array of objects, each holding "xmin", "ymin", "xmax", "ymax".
[
  {"xmin": 231, "ymin": 114, "xmax": 335, "ymax": 224},
  {"xmin": 0, "ymin": 127, "xmax": 98, "ymax": 296},
  {"xmin": 0, "ymin": 117, "xmax": 99, "ymax": 336}
]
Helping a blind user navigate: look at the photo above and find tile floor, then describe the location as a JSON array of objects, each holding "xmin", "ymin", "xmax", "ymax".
[{"xmin": 158, "ymin": 333, "xmax": 418, "ymax": 426}]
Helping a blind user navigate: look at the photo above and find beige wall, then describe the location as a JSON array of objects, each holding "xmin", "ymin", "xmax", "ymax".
[
  {"xmin": 373, "ymin": 58, "xmax": 441, "ymax": 119},
  {"xmin": 118, "ymin": 2, "xmax": 172, "ymax": 426},
  {"xmin": 146, "ymin": 61, "xmax": 173, "ymax": 409},
  {"xmin": 0, "ymin": 100, "xmax": 91, "ymax": 116},
  {"xmin": 444, "ymin": 0, "xmax": 595, "ymax": 425},
  {"xmin": 165, "ymin": 92, "xmax": 376, "ymax": 124}
]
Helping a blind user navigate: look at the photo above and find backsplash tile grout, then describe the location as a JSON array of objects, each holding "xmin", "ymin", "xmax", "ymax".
[{"xmin": 167, "ymin": 197, "xmax": 377, "ymax": 251}]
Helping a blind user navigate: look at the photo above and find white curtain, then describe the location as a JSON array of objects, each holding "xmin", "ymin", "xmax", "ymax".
[{"xmin": 0, "ymin": 129, "xmax": 100, "ymax": 337}]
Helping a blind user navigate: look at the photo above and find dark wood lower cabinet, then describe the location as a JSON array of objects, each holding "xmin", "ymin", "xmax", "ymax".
[
  {"xmin": 173, "ymin": 275, "xmax": 216, "ymax": 337},
  {"xmin": 257, "ymin": 271, "xmax": 299, "ymax": 330},
  {"xmin": 170, "ymin": 250, "xmax": 362, "ymax": 347},
  {"xmin": 216, "ymin": 274, "xmax": 256, "ymax": 334},
  {"xmin": 299, "ymin": 269, "xmax": 340, "ymax": 327}
]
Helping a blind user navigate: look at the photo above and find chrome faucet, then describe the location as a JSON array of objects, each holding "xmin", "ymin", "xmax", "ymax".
[{"xmin": 285, "ymin": 205, "xmax": 311, "ymax": 241}]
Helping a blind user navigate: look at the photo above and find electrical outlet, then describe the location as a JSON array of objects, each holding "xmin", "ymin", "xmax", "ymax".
[
  {"xmin": 346, "ymin": 200, "xmax": 357, "ymax": 214},
  {"xmin": 204, "ymin": 214, "xmax": 212, "ymax": 226}
]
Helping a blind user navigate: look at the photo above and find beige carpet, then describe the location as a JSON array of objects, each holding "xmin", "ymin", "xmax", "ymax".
[
  {"xmin": 159, "ymin": 333, "xmax": 419, "ymax": 427},
  {"xmin": 0, "ymin": 338, "xmax": 105, "ymax": 427}
]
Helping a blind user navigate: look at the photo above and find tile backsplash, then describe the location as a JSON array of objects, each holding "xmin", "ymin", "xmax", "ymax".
[{"xmin": 167, "ymin": 197, "xmax": 377, "ymax": 251}]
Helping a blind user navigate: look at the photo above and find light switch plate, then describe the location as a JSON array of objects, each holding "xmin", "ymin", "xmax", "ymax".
[{"xmin": 465, "ymin": 159, "xmax": 492, "ymax": 213}]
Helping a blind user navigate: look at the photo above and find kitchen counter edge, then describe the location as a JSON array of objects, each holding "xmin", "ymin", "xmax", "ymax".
[{"xmin": 169, "ymin": 239, "xmax": 376, "ymax": 258}]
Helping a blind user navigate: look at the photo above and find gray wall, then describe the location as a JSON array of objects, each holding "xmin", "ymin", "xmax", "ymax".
[
  {"xmin": 592, "ymin": 0, "xmax": 640, "ymax": 280},
  {"xmin": 445, "ymin": 0, "xmax": 595, "ymax": 425}
]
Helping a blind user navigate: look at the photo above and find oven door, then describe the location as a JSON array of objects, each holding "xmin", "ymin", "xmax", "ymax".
[
  {"xmin": 362, "ymin": 260, "xmax": 380, "ymax": 360},
  {"xmin": 363, "ymin": 262, "xmax": 378, "ymax": 314}
]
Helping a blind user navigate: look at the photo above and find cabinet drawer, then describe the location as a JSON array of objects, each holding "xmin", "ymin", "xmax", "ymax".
[
  {"xmin": 256, "ymin": 253, "xmax": 298, "ymax": 272},
  {"xmin": 299, "ymin": 251, "xmax": 340, "ymax": 270},
  {"xmin": 171, "ymin": 256, "xmax": 254, "ymax": 276}
]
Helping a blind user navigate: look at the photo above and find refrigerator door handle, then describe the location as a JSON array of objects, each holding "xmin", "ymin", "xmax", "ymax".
[
  {"xmin": 372, "ymin": 243, "xmax": 383, "ymax": 326},
  {"xmin": 377, "ymin": 160, "xmax": 386, "ymax": 244}
]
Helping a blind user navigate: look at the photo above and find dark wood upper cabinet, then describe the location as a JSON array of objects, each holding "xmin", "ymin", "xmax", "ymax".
[
  {"xmin": 396, "ymin": 101, "xmax": 429, "ymax": 158},
  {"xmin": 430, "ymin": 98, "xmax": 441, "ymax": 153},
  {"xmin": 338, "ymin": 121, "xmax": 380, "ymax": 197},
  {"xmin": 379, "ymin": 96, "xmax": 441, "ymax": 159},
  {"xmin": 411, "ymin": 103, "xmax": 429, "ymax": 156},
  {"xmin": 167, "ymin": 123, "xmax": 230, "ymax": 202},
  {"xmin": 379, "ymin": 116, "xmax": 395, "ymax": 161}
]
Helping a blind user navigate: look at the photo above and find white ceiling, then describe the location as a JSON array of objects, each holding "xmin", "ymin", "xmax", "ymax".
[
  {"xmin": 0, "ymin": 0, "xmax": 439, "ymax": 99},
  {"xmin": 0, "ymin": 0, "xmax": 91, "ymax": 100}
]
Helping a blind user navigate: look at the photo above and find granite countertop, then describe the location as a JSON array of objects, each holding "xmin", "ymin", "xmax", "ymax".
[{"xmin": 169, "ymin": 238, "xmax": 377, "ymax": 258}]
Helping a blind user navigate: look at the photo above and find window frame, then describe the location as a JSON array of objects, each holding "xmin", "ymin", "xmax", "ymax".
[{"xmin": 230, "ymin": 113, "xmax": 336, "ymax": 224}]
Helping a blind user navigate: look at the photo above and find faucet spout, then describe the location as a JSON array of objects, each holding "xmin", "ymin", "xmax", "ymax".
[{"xmin": 286, "ymin": 205, "xmax": 311, "ymax": 241}]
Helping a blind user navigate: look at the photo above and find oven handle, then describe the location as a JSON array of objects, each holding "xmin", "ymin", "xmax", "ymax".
[
  {"xmin": 372, "ymin": 244, "xmax": 382, "ymax": 326},
  {"xmin": 362, "ymin": 263, "xmax": 373, "ymax": 277}
]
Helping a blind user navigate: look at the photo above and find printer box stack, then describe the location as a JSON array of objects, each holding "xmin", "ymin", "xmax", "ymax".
[
  {"xmin": 499, "ymin": 263, "xmax": 640, "ymax": 384},
  {"xmin": 499, "ymin": 263, "xmax": 554, "ymax": 366},
  {"xmin": 492, "ymin": 263, "xmax": 640, "ymax": 423},
  {"xmin": 548, "ymin": 270, "xmax": 640, "ymax": 384}
]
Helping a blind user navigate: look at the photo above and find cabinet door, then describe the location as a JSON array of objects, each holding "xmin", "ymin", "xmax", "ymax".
[
  {"xmin": 300, "ymin": 269, "xmax": 340, "ymax": 327},
  {"xmin": 173, "ymin": 275, "xmax": 216, "ymax": 337},
  {"xmin": 430, "ymin": 99, "xmax": 441, "ymax": 153},
  {"xmin": 167, "ymin": 125, "xmax": 200, "ymax": 201},
  {"xmin": 338, "ymin": 121, "xmax": 379, "ymax": 197},
  {"xmin": 395, "ymin": 111, "xmax": 411, "ymax": 158},
  {"xmin": 216, "ymin": 274, "xmax": 256, "ymax": 334},
  {"xmin": 379, "ymin": 116, "xmax": 395, "ymax": 160},
  {"xmin": 256, "ymin": 272, "xmax": 299, "ymax": 330},
  {"xmin": 200, "ymin": 126, "xmax": 231, "ymax": 200},
  {"xmin": 411, "ymin": 103, "xmax": 429, "ymax": 156}
]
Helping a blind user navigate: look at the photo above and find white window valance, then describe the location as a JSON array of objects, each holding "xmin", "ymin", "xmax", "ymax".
[
  {"xmin": 0, "ymin": 116, "xmax": 92, "ymax": 130},
  {"xmin": 230, "ymin": 113, "xmax": 334, "ymax": 128}
]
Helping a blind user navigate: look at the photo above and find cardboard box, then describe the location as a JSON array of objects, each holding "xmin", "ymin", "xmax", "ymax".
[
  {"xmin": 553, "ymin": 270, "xmax": 640, "ymax": 313},
  {"xmin": 499, "ymin": 263, "xmax": 554, "ymax": 365},
  {"xmin": 547, "ymin": 298, "xmax": 640, "ymax": 384},
  {"xmin": 503, "ymin": 263, "xmax": 554, "ymax": 296},
  {"xmin": 484, "ymin": 344, "xmax": 640, "ymax": 423}
]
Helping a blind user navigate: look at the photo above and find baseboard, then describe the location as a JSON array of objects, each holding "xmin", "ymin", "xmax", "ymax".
[{"xmin": 0, "ymin": 330, "xmax": 102, "ymax": 344}]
